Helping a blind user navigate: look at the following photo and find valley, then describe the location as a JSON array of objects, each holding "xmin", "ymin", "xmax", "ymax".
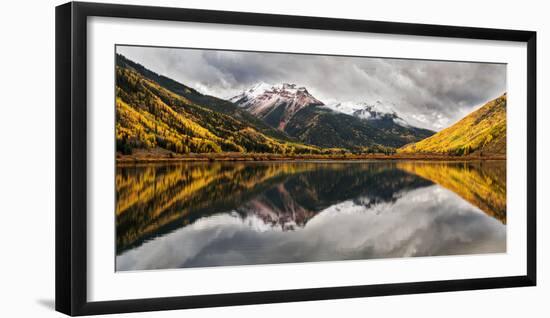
[{"xmin": 115, "ymin": 54, "xmax": 506, "ymax": 161}]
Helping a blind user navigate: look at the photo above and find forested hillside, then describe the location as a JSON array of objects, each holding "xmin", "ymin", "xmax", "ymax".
[
  {"xmin": 115, "ymin": 66, "xmax": 324, "ymax": 155},
  {"xmin": 399, "ymin": 94, "xmax": 506, "ymax": 156},
  {"xmin": 116, "ymin": 54, "xmax": 292, "ymax": 142}
]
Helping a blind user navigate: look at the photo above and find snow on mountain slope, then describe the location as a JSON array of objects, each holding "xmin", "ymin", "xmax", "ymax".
[
  {"xmin": 233, "ymin": 82, "xmax": 273, "ymax": 101},
  {"xmin": 324, "ymin": 101, "xmax": 410, "ymax": 127},
  {"xmin": 230, "ymin": 83, "xmax": 324, "ymax": 130}
]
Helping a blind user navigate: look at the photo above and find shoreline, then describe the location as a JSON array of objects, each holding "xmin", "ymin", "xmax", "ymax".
[{"xmin": 116, "ymin": 152, "xmax": 506, "ymax": 163}]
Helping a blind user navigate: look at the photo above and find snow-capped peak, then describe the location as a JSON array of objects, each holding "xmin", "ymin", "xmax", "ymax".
[
  {"xmin": 242, "ymin": 82, "xmax": 273, "ymax": 99},
  {"xmin": 324, "ymin": 101, "xmax": 410, "ymax": 127},
  {"xmin": 230, "ymin": 84, "xmax": 413, "ymax": 129},
  {"xmin": 229, "ymin": 82, "xmax": 323, "ymax": 130},
  {"xmin": 230, "ymin": 82, "xmax": 311, "ymax": 102}
]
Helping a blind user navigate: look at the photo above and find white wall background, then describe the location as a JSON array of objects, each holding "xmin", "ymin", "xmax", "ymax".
[{"xmin": 0, "ymin": 0, "xmax": 546, "ymax": 316}]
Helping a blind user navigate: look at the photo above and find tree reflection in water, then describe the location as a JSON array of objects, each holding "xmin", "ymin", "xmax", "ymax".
[{"xmin": 115, "ymin": 161, "xmax": 506, "ymax": 270}]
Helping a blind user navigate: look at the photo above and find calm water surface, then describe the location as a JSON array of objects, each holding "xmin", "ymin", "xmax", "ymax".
[{"xmin": 115, "ymin": 160, "xmax": 506, "ymax": 271}]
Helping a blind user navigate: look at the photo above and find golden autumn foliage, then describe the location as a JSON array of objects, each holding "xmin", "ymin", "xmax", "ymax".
[
  {"xmin": 399, "ymin": 94, "xmax": 506, "ymax": 156},
  {"xmin": 398, "ymin": 161, "xmax": 506, "ymax": 224},
  {"xmin": 115, "ymin": 65, "xmax": 328, "ymax": 155}
]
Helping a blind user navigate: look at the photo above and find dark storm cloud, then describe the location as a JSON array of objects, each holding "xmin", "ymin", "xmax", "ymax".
[{"xmin": 116, "ymin": 46, "xmax": 506, "ymax": 131}]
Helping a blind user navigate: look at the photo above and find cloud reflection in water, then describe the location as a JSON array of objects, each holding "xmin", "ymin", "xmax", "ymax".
[{"xmin": 116, "ymin": 169, "xmax": 505, "ymax": 271}]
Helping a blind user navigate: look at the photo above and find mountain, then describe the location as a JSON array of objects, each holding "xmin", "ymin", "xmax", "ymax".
[
  {"xmin": 230, "ymin": 83, "xmax": 324, "ymax": 130},
  {"xmin": 323, "ymin": 101, "xmax": 434, "ymax": 142},
  {"xmin": 116, "ymin": 54, "xmax": 293, "ymax": 142},
  {"xmin": 283, "ymin": 106, "xmax": 409, "ymax": 149},
  {"xmin": 231, "ymin": 83, "xmax": 434, "ymax": 150},
  {"xmin": 324, "ymin": 100, "xmax": 404, "ymax": 122},
  {"xmin": 399, "ymin": 94, "xmax": 506, "ymax": 156},
  {"xmin": 115, "ymin": 55, "xmax": 323, "ymax": 155}
]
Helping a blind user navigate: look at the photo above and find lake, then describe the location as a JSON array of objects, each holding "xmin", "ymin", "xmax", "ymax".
[{"xmin": 115, "ymin": 160, "xmax": 506, "ymax": 271}]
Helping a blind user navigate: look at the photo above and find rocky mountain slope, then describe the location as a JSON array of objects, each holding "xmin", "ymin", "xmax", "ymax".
[
  {"xmin": 230, "ymin": 83, "xmax": 324, "ymax": 130},
  {"xmin": 230, "ymin": 83, "xmax": 434, "ymax": 150}
]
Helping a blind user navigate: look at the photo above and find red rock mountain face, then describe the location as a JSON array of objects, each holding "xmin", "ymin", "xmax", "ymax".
[{"xmin": 230, "ymin": 83, "xmax": 324, "ymax": 130}]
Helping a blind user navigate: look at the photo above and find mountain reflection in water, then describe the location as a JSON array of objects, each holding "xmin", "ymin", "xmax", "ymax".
[{"xmin": 115, "ymin": 161, "xmax": 506, "ymax": 271}]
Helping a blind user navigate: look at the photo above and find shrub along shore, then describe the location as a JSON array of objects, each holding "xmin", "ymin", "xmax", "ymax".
[{"xmin": 116, "ymin": 149, "xmax": 505, "ymax": 163}]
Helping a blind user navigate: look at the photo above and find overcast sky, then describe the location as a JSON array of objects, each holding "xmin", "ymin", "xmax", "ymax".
[{"xmin": 117, "ymin": 45, "xmax": 506, "ymax": 131}]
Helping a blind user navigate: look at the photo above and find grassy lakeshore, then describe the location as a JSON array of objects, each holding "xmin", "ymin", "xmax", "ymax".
[{"xmin": 116, "ymin": 149, "xmax": 506, "ymax": 163}]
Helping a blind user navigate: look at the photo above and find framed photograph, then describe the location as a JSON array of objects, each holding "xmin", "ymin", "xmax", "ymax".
[{"xmin": 55, "ymin": 1, "xmax": 536, "ymax": 316}]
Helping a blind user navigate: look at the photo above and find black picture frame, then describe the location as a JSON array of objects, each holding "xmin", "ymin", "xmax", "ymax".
[{"xmin": 55, "ymin": 1, "xmax": 537, "ymax": 316}]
